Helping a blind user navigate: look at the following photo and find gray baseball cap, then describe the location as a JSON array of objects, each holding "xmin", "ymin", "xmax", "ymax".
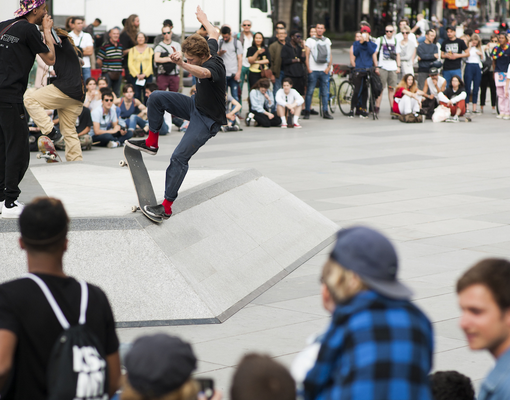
[
  {"xmin": 429, "ymin": 67, "xmax": 439, "ymax": 75},
  {"xmin": 330, "ymin": 227, "xmax": 413, "ymax": 300}
]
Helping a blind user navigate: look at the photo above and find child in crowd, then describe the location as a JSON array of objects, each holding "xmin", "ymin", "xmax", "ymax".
[
  {"xmin": 438, "ymin": 75, "xmax": 467, "ymax": 122},
  {"xmin": 275, "ymin": 77, "xmax": 304, "ymax": 128},
  {"xmin": 246, "ymin": 78, "xmax": 282, "ymax": 128},
  {"xmin": 83, "ymin": 77, "xmax": 102, "ymax": 110}
]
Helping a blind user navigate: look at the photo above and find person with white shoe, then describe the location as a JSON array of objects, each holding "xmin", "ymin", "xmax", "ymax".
[{"xmin": 275, "ymin": 78, "xmax": 304, "ymax": 128}]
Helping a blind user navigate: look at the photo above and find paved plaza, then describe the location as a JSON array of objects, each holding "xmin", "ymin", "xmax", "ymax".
[{"xmin": 14, "ymin": 48, "xmax": 507, "ymax": 396}]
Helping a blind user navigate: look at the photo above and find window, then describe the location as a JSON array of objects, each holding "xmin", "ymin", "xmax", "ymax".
[{"xmin": 251, "ymin": 0, "xmax": 268, "ymax": 13}]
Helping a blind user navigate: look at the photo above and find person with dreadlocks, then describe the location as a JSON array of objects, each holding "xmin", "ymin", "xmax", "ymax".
[{"xmin": 24, "ymin": 24, "xmax": 85, "ymax": 162}]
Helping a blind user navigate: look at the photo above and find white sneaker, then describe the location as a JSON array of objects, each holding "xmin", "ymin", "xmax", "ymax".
[
  {"xmin": 107, "ymin": 141, "xmax": 120, "ymax": 148},
  {"xmin": 503, "ymin": 115, "xmax": 510, "ymax": 120},
  {"xmin": 445, "ymin": 116, "xmax": 459, "ymax": 123},
  {"xmin": 497, "ymin": 113, "xmax": 504, "ymax": 119},
  {"xmin": 281, "ymin": 124, "xmax": 287, "ymax": 129},
  {"xmin": 492, "ymin": 108, "xmax": 497, "ymax": 114},
  {"xmin": 2, "ymin": 201, "xmax": 24, "ymax": 219}
]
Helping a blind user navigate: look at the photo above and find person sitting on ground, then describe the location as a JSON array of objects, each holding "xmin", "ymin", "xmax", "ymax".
[
  {"xmin": 223, "ymin": 92, "xmax": 242, "ymax": 131},
  {"xmin": 83, "ymin": 77, "xmax": 102, "ymax": 110},
  {"xmin": 231, "ymin": 353, "xmax": 295, "ymax": 400},
  {"xmin": 121, "ymin": 333, "xmax": 221, "ymax": 400},
  {"xmin": 303, "ymin": 227, "xmax": 434, "ymax": 400},
  {"xmin": 55, "ymin": 106, "xmax": 93, "ymax": 151},
  {"xmin": 392, "ymin": 73, "xmax": 424, "ymax": 115},
  {"xmin": 98, "ymin": 76, "xmax": 118, "ymax": 103},
  {"xmin": 275, "ymin": 77, "xmax": 304, "ymax": 128},
  {"xmin": 429, "ymin": 371, "xmax": 475, "ymax": 400},
  {"xmin": 421, "ymin": 66, "xmax": 446, "ymax": 118},
  {"xmin": 247, "ymin": 78, "xmax": 282, "ymax": 128},
  {"xmin": 91, "ymin": 89, "xmax": 129, "ymax": 148},
  {"xmin": 438, "ymin": 75, "xmax": 466, "ymax": 122},
  {"xmin": 117, "ymin": 83, "xmax": 147, "ymax": 138}
]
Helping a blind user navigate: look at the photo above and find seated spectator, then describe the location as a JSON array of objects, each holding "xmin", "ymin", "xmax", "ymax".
[
  {"xmin": 247, "ymin": 32, "xmax": 271, "ymax": 88},
  {"xmin": 275, "ymin": 77, "xmax": 304, "ymax": 128},
  {"xmin": 144, "ymin": 82, "xmax": 169, "ymax": 135},
  {"xmin": 127, "ymin": 32, "xmax": 154, "ymax": 101},
  {"xmin": 303, "ymin": 227, "xmax": 434, "ymax": 400},
  {"xmin": 231, "ymin": 353, "xmax": 295, "ymax": 400},
  {"xmin": 247, "ymin": 78, "xmax": 282, "ymax": 128},
  {"xmin": 91, "ymin": 89, "xmax": 130, "ymax": 148},
  {"xmin": 222, "ymin": 93, "xmax": 242, "ymax": 131},
  {"xmin": 429, "ymin": 371, "xmax": 475, "ymax": 400},
  {"xmin": 421, "ymin": 67, "xmax": 446, "ymax": 118},
  {"xmin": 392, "ymin": 73, "xmax": 424, "ymax": 115},
  {"xmin": 121, "ymin": 333, "xmax": 221, "ymax": 400},
  {"xmin": 84, "ymin": 77, "xmax": 102, "ymax": 110},
  {"xmin": 117, "ymin": 84, "xmax": 147, "ymax": 137},
  {"xmin": 55, "ymin": 107, "xmax": 94, "ymax": 151},
  {"xmin": 438, "ymin": 75, "xmax": 466, "ymax": 122}
]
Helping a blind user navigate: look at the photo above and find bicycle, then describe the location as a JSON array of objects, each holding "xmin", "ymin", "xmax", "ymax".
[
  {"xmin": 319, "ymin": 73, "xmax": 337, "ymax": 116},
  {"xmin": 338, "ymin": 67, "xmax": 378, "ymax": 120}
]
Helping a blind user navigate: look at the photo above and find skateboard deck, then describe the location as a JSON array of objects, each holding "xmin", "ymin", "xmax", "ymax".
[
  {"xmin": 123, "ymin": 146, "xmax": 163, "ymax": 223},
  {"xmin": 36, "ymin": 135, "xmax": 62, "ymax": 163}
]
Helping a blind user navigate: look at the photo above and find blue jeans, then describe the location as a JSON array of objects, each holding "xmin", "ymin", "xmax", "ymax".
[
  {"xmin": 226, "ymin": 75, "xmax": 240, "ymax": 103},
  {"xmin": 443, "ymin": 69, "xmax": 462, "ymax": 88},
  {"xmin": 130, "ymin": 75, "xmax": 153, "ymax": 102},
  {"xmin": 82, "ymin": 67, "xmax": 91, "ymax": 82},
  {"xmin": 272, "ymin": 71, "xmax": 285, "ymax": 112},
  {"xmin": 464, "ymin": 63, "xmax": 482, "ymax": 104},
  {"xmin": 92, "ymin": 130, "xmax": 133, "ymax": 146},
  {"xmin": 118, "ymin": 114, "xmax": 147, "ymax": 132},
  {"xmin": 147, "ymin": 92, "xmax": 220, "ymax": 201},
  {"xmin": 305, "ymin": 70, "xmax": 329, "ymax": 112}
]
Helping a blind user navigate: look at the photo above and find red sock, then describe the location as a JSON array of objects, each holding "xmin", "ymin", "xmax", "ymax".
[
  {"xmin": 162, "ymin": 199, "xmax": 173, "ymax": 214},
  {"xmin": 146, "ymin": 130, "xmax": 159, "ymax": 148}
]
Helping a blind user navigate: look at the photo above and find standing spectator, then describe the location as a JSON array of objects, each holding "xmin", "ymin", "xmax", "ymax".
[
  {"xmin": 439, "ymin": 75, "xmax": 467, "ymax": 122},
  {"xmin": 127, "ymin": 32, "xmax": 154, "ymax": 101},
  {"xmin": 416, "ymin": 29, "xmax": 439, "ymax": 89},
  {"xmin": 246, "ymin": 32, "xmax": 271, "ymax": 88},
  {"xmin": 281, "ymin": 30, "xmax": 307, "ymax": 95},
  {"xmin": 117, "ymin": 83, "xmax": 147, "ymax": 137},
  {"xmin": 464, "ymin": 34, "xmax": 484, "ymax": 113},
  {"xmin": 412, "ymin": 14, "xmax": 429, "ymax": 43},
  {"xmin": 91, "ymin": 89, "xmax": 129, "ymax": 148},
  {"xmin": 64, "ymin": 16, "xmax": 74, "ymax": 32},
  {"xmin": 397, "ymin": 25, "xmax": 417, "ymax": 78},
  {"xmin": 303, "ymin": 227, "xmax": 434, "ymax": 400},
  {"xmin": 0, "ymin": 197, "xmax": 121, "ymax": 398},
  {"xmin": 269, "ymin": 28, "xmax": 288, "ymax": 110},
  {"xmin": 218, "ymin": 26, "xmax": 243, "ymax": 104},
  {"xmin": 441, "ymin": 26, "xmax": 469, "ymax": 87},
  {"xmin": 238, "ymin": 20, "xmax": 254, "ymax": 93},
  {"xmin": 120, "ymin": 14, "xmax": 139, "ymax": 71},
  {"xmin": 154, "ymin": 26, "xmax": 181, "ymax": 92},
  {"xmin": 0, "ymin": 0, "xmax": 55, "ymax": 219},
  {"xmin": 457, "ymin": 259, "xmax": 510, "ymax": 400},
  {"xmin": 396, "ymin": 18, "xmax": 418, "ymax": 46},
  {"xmin": 349, "ymin": 31, "xmax": 378, "ymax": 118},
  {"xmin": 69, "ymin": 17, "xmax": 94, "ymax": 81},
  {"xmin": 375, "ymin": 25, "xmax": 400, "ymax": 114},
  {"xmin": 247, "ymin": 78, "xmax": 281, "ymax": 127},
  {"xmin": 392, "ymin": 74, "xmax": 424, "ymax": 116},
  {"xmin": 304, "ymin": 23, "xmax": 333, "ymax": 119},
  {"xmin": 275, "ymin": 77, "xmax": 304, "ymax": 128},
  {"xmin": 268, "ymin": 20, "xmax": 287, "ymax": 45},
  {"xmin": 480, "ymin": 34, "xmax": 498, "ymax": 114},
  {"xmin": 491, "ymin": 33, "xmax": 510, "ymax": 119},
  {"xmin": 96, "ymin": 27, "xmax": 123, "ymax": 97},
  {"xmin": 154, "ymin": 19, "xmax": 180, "ymax": 48},
  {"xmin": 84, "ymin": 17, "xmax": 101, "ymax": 36}
]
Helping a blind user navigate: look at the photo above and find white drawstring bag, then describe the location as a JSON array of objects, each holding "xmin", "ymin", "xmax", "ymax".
[{"xmin": 432, "ymin": 105, "xmax": 451, "ymax": 123}]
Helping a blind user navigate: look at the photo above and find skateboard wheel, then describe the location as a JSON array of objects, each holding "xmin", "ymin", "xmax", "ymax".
[
  {"xmin": 37, "ymin": 154, "xmax": 41, "ymax": 159},
  {"xmin": 131, "ymin": 206, "xmax": 137, "ymax": 212},
  {"xmin": 50, "ymin": 154, "xmax": 56, "ymax": 160},
  {"xmin": 119, "ymin": 160, "xmax": 126, "ymax": 167}
]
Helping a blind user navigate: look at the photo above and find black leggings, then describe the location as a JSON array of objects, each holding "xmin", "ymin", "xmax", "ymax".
[
  {"xmin": 253, "ymin": 112, "xmax": 282, "ymax": 127},
  {"xmin": 248, "ymin": 71, "xmax": 262, "ymax": 88},
  {"xmin": 351, "ymin": 71, "xmax": 368, "ymax": 111},
  {"xmin": 480, "ymin": 72, "xmax": 497, "ymax": 107}
]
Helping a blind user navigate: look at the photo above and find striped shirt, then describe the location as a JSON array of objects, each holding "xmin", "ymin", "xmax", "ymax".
[{"xmin": 97, "ymin": 41, "xmax": 123, "ymax": 72}]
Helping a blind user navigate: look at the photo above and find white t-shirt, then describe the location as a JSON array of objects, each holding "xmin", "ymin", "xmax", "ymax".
[
  {"xmin": 426, "ymin": 75, "xmax": 446, "ymax": 99},
  {"xmin": 91, "ymin": 106, "xmax": 117, "ymax": 135},
  {"xmin": 415, "ymin": 19, "xmax": 429, "ymax": 37},
  {"xmin": 69, "ymin": 30, "xmax": 94, "ymax": 68},
  {"xmin": 376, "ymin": 36, "xmax": 398, "ymax": 71},
  {"xmin": 396, "ymin": 32, "xmax": 418, "ymax": 47},
  {"xmin": 305, "ymin": 37, "xmax": 332, "ymax": 71},
  {"xmin": 242, "ymin": 35, "xmax": 254, "ymax": 68},
  {"xmin": 154, "ymin": 41, "xmax": 182, "ymax": 75},
  {"xmin": 397, "ymin": 40, "xmax": 416, "ymax": 61},
  {"xmin": 275, "ymin": 88, "xmax": 304, "ymax": 107},
  {"xmin": 466, "ymin": 46, "xmax": 483, "ymax": 64}
]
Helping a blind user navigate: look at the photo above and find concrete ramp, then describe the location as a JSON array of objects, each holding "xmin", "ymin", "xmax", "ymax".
[{"xmin": 0, "ymin": 168, "xmax": 338, "ymax": 327}]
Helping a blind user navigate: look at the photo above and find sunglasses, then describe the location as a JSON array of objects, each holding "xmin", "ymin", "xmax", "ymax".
[
  {"xmin": 295, "ymin": 34, "xmax": 302, "ymax": 38},
  {"xmin": 162, "ymin": 32, "xmax": 171, "ymax": 35},
  {"xmin": 403, "ymin": 32, "xmax": 409, "ymax": 34},
  {"xmin": 386, "ymin": 30, "xmax": 394, "ymax": 33},
  {"xmin": 103, "ymin": 99, "xmax": 113, "ymax": 102},
  {"xmin": 243, "ymin": 24, "xmax": 251, "ymax": 27}
]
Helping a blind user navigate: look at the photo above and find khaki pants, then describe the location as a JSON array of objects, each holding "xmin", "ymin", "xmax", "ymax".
[{"xmin": 24, "ymin": 85, "xmax": 83, "ymax": 161}]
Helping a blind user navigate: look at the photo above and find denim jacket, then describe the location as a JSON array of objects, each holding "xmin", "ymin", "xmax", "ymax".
[
  {"xmin": 249, "ymin": 89, "xmax": 273, "ymax": 113},
  {"xmin": 479, "ymin": 348, "xmax": 510, "ymax": 400}
]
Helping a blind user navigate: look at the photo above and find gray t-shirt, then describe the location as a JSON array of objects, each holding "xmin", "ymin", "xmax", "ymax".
[{"xmin": 219, "ymin": 37, "xmax": 243, "ymax": 76}]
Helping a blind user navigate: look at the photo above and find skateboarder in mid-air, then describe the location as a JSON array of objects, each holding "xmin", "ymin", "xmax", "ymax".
[{"xmin": 126, "ymin": 6, "xmax": 226, "ymax": 220}]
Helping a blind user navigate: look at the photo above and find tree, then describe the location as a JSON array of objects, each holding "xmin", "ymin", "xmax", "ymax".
[
  {"xmin": 163, "ymin": 0, "xmax": 186, "ymax": 92},
  {"xmin": 303, "ymin": 0, "xmax": 308, "ymax": 39}
]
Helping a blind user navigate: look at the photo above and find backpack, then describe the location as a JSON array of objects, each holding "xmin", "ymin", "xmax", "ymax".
[
  {"xmin": 26, "ymin": 274, "xmax": 109, "ymax": 400},
  {"xmin": 398, "ymin": 113, "xmax": 423, "ymax": 123},
  {"xmin": 155, "ymin": 43, "xmax": 177, "ymax": 75},
  {"xmin": 219, "ymin": 36, "xmax": 239, "ymax": 55},
  {"xmin": 310, "ymin": 37, "xmax": 330, "ymax": 64}
]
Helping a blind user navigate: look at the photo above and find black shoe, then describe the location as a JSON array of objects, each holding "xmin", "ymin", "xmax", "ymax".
[
  {"xmin": 144, "ymin": 204, "xmax": 171, "ymax": 219},
  {"xmin": 310, "ymin": 109, "xmax": 319, "ymax": 115},
  {"xmin": 126, "ymin": 139, "xmax": 158, "ymax": 155},
  {"xmin": 348, "ymin": 110, "xmax": 354, "ymax": 118},
  {"xmin": 323, "ymin": 112, "xmax": 334, "ymax": 120},
  {"xmin": 302, "ymin": 111, "xmax": 310, "ymax": 120},
  {"xmin": 226, "ymin": 126, "xmax": 240, "ymax": 131},
  {"xmin": 47, "ymin": 128, "xmax": 62, "ymax": 143}
]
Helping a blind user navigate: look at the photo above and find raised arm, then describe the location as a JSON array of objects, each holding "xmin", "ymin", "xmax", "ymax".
[{"xmin": 196, "ymin": 6, "xmax": 218, "ymax": 41}]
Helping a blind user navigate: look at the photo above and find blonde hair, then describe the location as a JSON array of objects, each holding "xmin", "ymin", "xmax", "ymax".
[
  {"xmin": 321, "ymin": 258, "xmax": 368, "ymax": 304},
  {"xmin": 396, "ymin": 73, "xmax": 418, "ymax": 92},
  {"xmin": 470, "ymin": 33, "xmax": 483, "ymax": 52},
  {"xmin": 401, "ymin": 25, "xmax": 411, "ymax": 33},
  {"xmin": 120, "ymin": 376, "xmax": 199, "ymax": 400}
]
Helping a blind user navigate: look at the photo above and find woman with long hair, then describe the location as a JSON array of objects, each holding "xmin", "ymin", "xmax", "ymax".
[
  {"xmin": 438, "ymin": 75, "xmax": 467, "ymax": 122},
  {"xmin": 120, "ymin": 14, "xmax": 140, "ymax": 69},
  {"xmin": 392, "ymin": 73, "xmax": 424, "ymax": 115},
  {"xmin": 480, "ymin": 34, "xmax": 498, "ymax": 114},
  {"xmin": 397, "ymin": 26, "xmax": 416, "ymax": 78},
  {"xmin": 464, "ymin": 33, "xmax": 484, "ymax": 113},
  {"xmin": 247, "ymin": 78, "xmax": 282, "ymax": 127},
  {"xmin": 127, "ymin": 32, "xmax": 154, "ymax": 101},
  {"xmin": 246, "ymin": 32, "xmax": 271, "ymax": 89}
]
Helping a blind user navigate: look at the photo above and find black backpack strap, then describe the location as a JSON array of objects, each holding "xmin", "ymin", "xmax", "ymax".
[{"xmin": 0, "ymin": 20, "xmax": 21, "ymax": 38}]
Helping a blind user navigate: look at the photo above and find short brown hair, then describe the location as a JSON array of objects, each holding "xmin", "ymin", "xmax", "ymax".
[
  {"xmin": 457, "ymin": 258, "xmax": 510, "ymax": 311},
  {"xmin": 182, "ymin": 34, "xmax": 210, "ymax": 59}
]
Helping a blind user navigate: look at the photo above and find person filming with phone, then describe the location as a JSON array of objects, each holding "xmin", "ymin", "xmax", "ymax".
[{"xmin": 0, "ymin": 0, "xmax": 56, "ymax": 219}]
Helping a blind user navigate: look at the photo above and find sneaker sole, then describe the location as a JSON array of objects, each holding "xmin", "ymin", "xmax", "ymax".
[
  {"xmin": 143, "ymin": 205, "xmax": 171, "ymax": 220},
  {"xmin": 125, "ymin": 141, "xmax": 158, "ymax": 155}
]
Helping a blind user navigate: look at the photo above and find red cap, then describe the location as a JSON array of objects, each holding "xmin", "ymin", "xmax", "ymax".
[{"xmin": 360, "ymin": 26, "xmax": 371, "ymax": 34}]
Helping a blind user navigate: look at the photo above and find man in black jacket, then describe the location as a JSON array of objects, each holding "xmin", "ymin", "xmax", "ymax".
[{"xmin": 280, "ymin": 30, "xmax": 306, "ymax": 95}]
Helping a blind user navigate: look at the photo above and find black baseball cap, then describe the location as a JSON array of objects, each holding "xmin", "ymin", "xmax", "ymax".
[
  {"xmin": 163, "ymin": 19, "xmax": 173, "ymax": 27},
  {"xmin": 429, "ymin": 67, "xmax": 439, "ymax": 75}
]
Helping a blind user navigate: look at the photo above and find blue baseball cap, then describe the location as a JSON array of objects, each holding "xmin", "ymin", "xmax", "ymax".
[{"xmin": 330, "ymin": 227, "xmax": 412, "ymax": 300}]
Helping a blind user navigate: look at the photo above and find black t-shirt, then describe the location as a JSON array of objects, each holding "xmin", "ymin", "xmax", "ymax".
[
  {"xmin": 246, "ymin": 45, "xmax": 272, "ymax": 70},
  {"xmin": 0, "ymin": 18, "xmax": 49, "ymax": 103},
  {"xmin": 119, "ymin": 31, "xmax": 134, "ymax": 68},
  {"xmin": 77, "ymin": 106, "xmax": 92, "ymax": 133},
  {"xmin": 195, "ymin": 39, "xmax": 227, "ymax": 126},
  {"xmin": 441, "ymin": 38, "xmax": 467, "ymax": 71},
  {"xmin": 0, "ymin": 273, "xmax": 119, "ymax": 400},
  {"xmin": 53, "ymin": 35, "xmax": 84, "ymax": 102},
  {"xmin": 443, "ymin": 86, "xmax": 466, "ymax": 99}
]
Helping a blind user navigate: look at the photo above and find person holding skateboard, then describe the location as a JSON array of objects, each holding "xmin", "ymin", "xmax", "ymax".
[{"xmin": 126, "ymin": 6, "xmax": 226, "ymax": 220}]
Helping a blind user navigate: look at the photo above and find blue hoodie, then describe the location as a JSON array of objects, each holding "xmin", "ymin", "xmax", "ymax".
[{"xmin": 353, "ymin": 40, "xmax": 377, "ymax": 69}]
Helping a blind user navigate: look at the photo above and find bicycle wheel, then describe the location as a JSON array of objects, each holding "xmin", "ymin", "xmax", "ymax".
[
  {"xmin": 329, "ymin": 78, "xmax": 337, "ymax": 113},
  {"xmin": 338, "ymin": 80, "xmax": 354, "ymax": 116}
]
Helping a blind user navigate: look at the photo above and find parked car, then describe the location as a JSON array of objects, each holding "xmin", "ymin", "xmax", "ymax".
[{"xmin": 477, "ymin": 21, "xmax": 500, "ymax": 43}]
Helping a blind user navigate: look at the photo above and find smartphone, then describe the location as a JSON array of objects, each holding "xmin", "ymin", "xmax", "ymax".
[{"xmin": 196, "ymin": 378, "xmax": 214, "ymax": 400}]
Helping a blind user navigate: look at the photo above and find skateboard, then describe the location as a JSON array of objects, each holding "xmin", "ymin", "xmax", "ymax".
[
  {"xmin": 36, "ymin": 135, "xmax": 62, "ymax": 163},
  {"xmin": 121, "ymin": 146, "xmax": 163, "ymax": 223}
]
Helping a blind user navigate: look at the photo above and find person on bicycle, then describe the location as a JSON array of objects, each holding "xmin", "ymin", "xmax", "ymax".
[{"xmin": 349, "ymin": 31, "xmax": 378, "ymax": 118}]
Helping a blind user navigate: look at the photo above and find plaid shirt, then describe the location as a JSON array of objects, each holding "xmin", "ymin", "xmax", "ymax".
[{"xmin": 304, "ymin": 290, "xmax": 433, "ymax": 400}]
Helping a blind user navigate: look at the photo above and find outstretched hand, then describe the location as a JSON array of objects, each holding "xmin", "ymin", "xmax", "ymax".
[
  {"xmin": 196, "ymin": 6, "xmax": 207, "ymax": 25},
  {"xmin": 170, "ymin": 51, "xmax": 183, "ymax": 66}
]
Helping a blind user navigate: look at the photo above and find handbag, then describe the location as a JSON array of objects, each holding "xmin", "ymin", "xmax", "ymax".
[
  {"xmin": 261, "ymin": 67, "xmax": 275, "ymax": 83},
  {"xmin": 107, "ymin": 71, "xmax": 121, "ymax": 80}
]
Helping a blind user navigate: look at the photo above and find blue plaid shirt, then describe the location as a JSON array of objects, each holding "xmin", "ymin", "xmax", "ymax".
[{"xmin": 304, "ymin": 290, "xmax": 433, "ymax": 400}]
